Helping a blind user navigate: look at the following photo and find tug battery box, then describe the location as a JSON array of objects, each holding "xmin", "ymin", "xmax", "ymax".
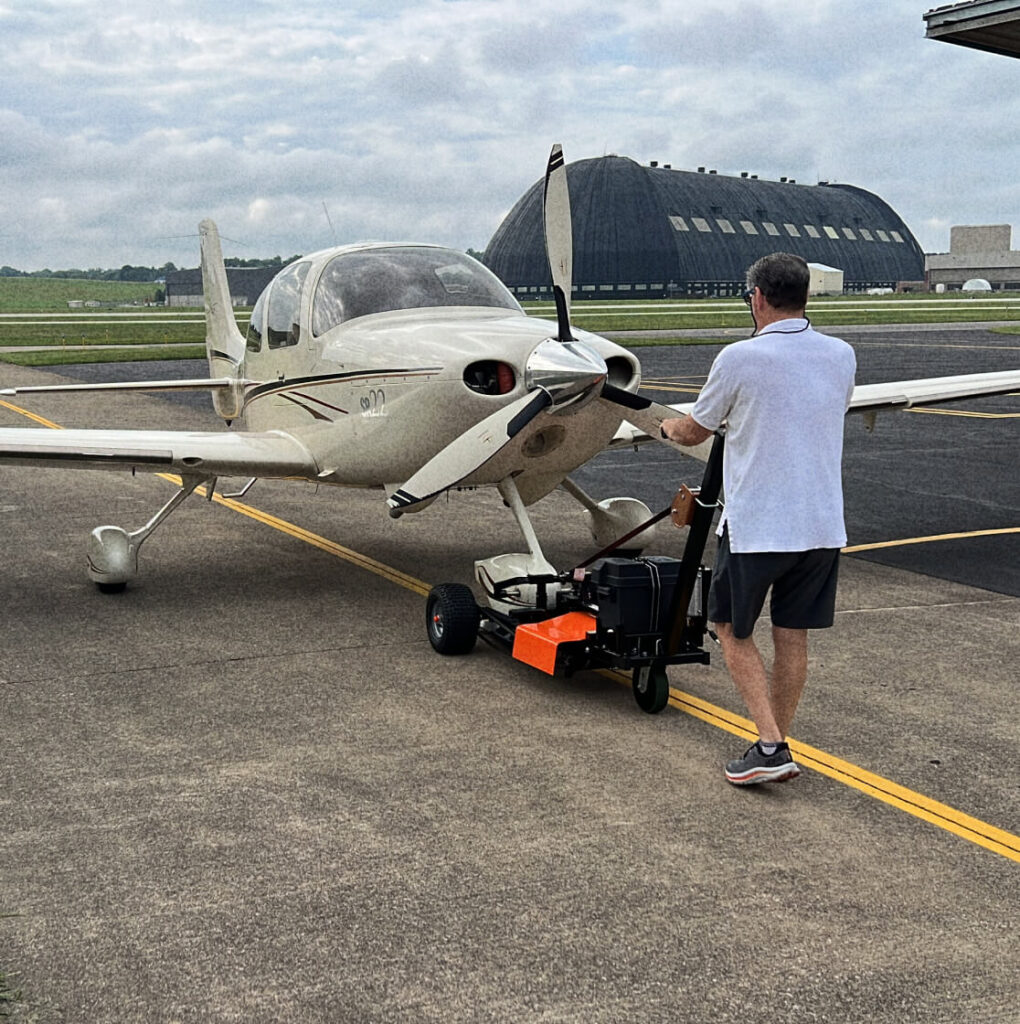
[{"xmin": 582, "ymin": 556, "xmax": 708, "ymax": 640}]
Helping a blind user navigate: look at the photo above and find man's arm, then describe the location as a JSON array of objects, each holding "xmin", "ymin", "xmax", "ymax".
[{"xmin": 660, "ymin": 414, "xmax": 714, "ymax": 447}]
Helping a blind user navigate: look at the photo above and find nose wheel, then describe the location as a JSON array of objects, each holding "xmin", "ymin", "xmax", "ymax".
[{"xmin": 426, "ymin": 584, "xmax": 481, "ymax": 655}]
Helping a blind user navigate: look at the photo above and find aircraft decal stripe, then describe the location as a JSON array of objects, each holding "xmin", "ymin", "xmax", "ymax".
[
  {"xmin": 290, "ymin": 392, "xmax": 349, "ymax": 415},
  {"xmin": 243, "ymin": 367, "xmax": 442, "ymax": 407},
  {"xmin": 279, "ymin": 395, "xmax": 335, "ymax": 422}
]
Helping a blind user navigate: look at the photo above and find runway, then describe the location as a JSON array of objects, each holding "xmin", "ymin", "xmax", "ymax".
[{"xmin": 0, "ymin": 326, "xmax": 1017, "ymax": 1021}]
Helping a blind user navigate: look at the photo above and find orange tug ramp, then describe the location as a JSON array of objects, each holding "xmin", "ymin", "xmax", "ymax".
[{"xmin": 511, "ymin": 611, "xmax": 598, "ymax": 675}]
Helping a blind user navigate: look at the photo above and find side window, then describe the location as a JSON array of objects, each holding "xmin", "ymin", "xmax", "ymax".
[
  {"xmin": 245, "ymin": 291, "xmax": 266, "ymax": 352},
  {"xmin": 267, "ymin": 261, "xmax": 311, "ymax": 349}
]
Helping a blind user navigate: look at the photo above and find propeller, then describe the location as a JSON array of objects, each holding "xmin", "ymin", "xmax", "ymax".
[
  {"xmin": 387, "ymin": 144, "xmax": 695, "ymax": 517},
  {"xmin": 542, "ymin": 144, "xmax": 690, "ymax": 443},
  {"xmin": 544, "ymin": 143, "xmax": 573, "ymax": 344}
]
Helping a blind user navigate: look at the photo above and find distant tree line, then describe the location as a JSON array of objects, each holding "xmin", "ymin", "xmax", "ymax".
[
  {"xmin": 0, "ymin": 256, "xmax": 304, "ymax": 281},
  {"xmin": 1, "ymin": 248, "xmax": 485, "ymax": 281}
]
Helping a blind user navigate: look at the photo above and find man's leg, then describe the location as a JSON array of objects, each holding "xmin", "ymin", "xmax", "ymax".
[
  {"xmin": 714, "ymin": 622, "xmax": 783, "ymax": 744},
  {"xmin": 770, "ymin": 626, "xmax": 808, "ymax": 739}
]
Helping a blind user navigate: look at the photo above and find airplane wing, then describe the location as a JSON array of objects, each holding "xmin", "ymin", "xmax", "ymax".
[
  {"xmin": 608, "ymin": 369, "xmax": 1020, "ymax": 449},
  {"xmin": 846, "ymin": 369, "xmax": 1020, "ymax": 413},
  {"xmin": 0, "ymin": 427, "xmax": 319, "ymax": 479}
]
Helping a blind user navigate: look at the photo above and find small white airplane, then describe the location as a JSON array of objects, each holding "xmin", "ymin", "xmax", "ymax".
[{"xmin": 1, "ymin": 145, "xmax": 1017, "ymax": 614}]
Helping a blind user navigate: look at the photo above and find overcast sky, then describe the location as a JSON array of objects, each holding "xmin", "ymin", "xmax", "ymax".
[{"xmin": 1, "ymin": 0, "xmax": 1017, "ymax": 271}]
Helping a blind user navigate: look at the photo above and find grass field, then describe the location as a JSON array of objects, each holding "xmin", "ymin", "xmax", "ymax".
[
  {"xmin": 0, "ymin": 288, "xmax": 1017, "ymax": 366},
  {"xmin": 0, "ymin": 317, "xmax": 206, "ymax": 348},
  {"xmin": 0, "ymin": 345, "xmax": 206, "ymax": 366},
  {"xmin": 0, "ymin": 278, "xmax": 162, "ymax": 312},
  {"xmin": 523, "ymin": 294, "xmax": 1020, "ymax": 332}
]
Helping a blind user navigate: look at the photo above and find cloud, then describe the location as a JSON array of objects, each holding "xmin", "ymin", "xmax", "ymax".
[{"xmin": 0, "ymin": 0, "xmax": 1018, "ymax": 268}]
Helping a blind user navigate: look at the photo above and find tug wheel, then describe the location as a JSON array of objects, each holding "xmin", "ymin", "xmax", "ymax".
[
  {"xmin": 426, "ymin": 584, "xmax": 480, "ymax": 656},
  {"xmin": 633, "ymin": 664, "xmax": 670, "ymax": 714}
]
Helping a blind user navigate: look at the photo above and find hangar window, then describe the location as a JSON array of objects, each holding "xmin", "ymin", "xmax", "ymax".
[
  {"xmin": 784, "ymin": 224, "xmax": 801, "ymax": 237},
  {"xmin": 669, "ymin": 215, "xmax": 690, "ymax": 231},
  {"xmin": 859, "ymin": 228, "xmax": 874, "ymax": 241},
  {"xmin": 842, "ymin": 228, "xmax": 857, "ymax": 240},
  {"xmin": 804, "ymin": 225, "xmax": 821, "ymax": 238},
  {"xmin": 635, "ymin": 284, "xmax": 648, "ymax": 290},
  {"xmin": 311, "ymin": 246, "xmax": 521, "ymax": 335},
  {"xmin": 267, "ymin": 261, "xmax": 311, "ymax": 349},
  {"xmin": 823, "ymin": 226, "xmax": 839, "ymax": 239},
  {"xmin": 891, "ymin": 231, "xmax": 904, "ymax": 243},
  {"xmin": 877, "ymin": 230, "xmax": 890, "ymax": 242},
  {"xmin": 740, "ymin": 221, "xmax": 758, "ymax": 235},
  {"xmin": 692, "ymin": 217, "xmax": 712, "ymax": 232},
  {"xmin": 716, "ymin": 219, "xmax": 735, "ymax": 233},
  {"xmin": 582, "ymin": 284, "xmax": 596, "ymax": 291},
  {"xmin": 619, "ymin": 284, "xmax": 632, "ymax": 291},
  {"xmin": 763, "ymin": 222, "xmax": 781, "ymax": 236},
  {"xmin": 599, "ymin": 285, "xmax": 613, "ymax": 291}
]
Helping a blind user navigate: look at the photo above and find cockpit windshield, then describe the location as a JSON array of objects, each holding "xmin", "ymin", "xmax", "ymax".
[{"xmin": 311, "ymin": 246, "xmax": 521, "ymax": 336}]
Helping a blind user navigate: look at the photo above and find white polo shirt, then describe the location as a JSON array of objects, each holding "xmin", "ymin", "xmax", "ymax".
[{"xmin": 690, "ymin": 319, "xmax": 856, "ymax": 553}]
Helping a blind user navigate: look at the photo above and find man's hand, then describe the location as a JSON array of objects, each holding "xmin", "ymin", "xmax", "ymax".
[{"xmin": 660, "ymin": 414, "xmax": 713, "ymax": 446}]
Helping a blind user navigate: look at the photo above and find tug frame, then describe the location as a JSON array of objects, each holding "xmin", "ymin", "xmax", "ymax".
[{"xmin": 426, "ymin": 435, "xmax": 725, "ymax": 714}]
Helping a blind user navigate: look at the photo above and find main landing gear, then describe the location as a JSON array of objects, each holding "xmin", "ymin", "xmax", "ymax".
[
  {"xmin": 87, "ymin": 473, "xmax": 213, "ymax": 592},
  {"xmin": 426, "ymin": 435, "xmax": 725, "ymax": 715}
]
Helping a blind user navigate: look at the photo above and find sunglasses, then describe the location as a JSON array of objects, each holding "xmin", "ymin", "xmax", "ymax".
[{"xmin": 741, "ymin": 286, "xmax": 756, "ymax": 306}]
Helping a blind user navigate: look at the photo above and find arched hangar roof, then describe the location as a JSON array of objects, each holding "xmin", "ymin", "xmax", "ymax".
[{"xmin": 484, "ymin": 155, "xmax": 925, "ymax": 297}]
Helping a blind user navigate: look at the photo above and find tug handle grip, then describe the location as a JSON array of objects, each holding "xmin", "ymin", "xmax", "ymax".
[{"xmin": 666, "ymin": 432, "xmax": 725, "ymax": 655}]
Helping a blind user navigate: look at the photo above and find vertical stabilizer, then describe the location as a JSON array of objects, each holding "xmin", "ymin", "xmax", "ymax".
[{"xmin": 199, "ymin": 219, "xmax": 247, "ymax": 420}]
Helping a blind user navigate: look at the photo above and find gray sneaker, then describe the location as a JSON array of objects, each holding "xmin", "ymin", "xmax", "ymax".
[{"xmin": 725, "ymin": 741, "xmax": 800, "ymax": 785}]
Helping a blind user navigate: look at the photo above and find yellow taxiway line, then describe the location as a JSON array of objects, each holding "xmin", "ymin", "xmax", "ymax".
[
  {"xmin": 633, "ymin": 677, "xmax": 1019, "ymax": 864},
  {"xmin": 844, "ymin": 527, "xmax": 1020, "ymax": 553},
  {"xmin": 2, "ymin": 396, "xmax": 1017, "ymax": 863}
]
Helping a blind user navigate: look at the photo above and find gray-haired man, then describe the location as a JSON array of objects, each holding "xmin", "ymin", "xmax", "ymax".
[{"xmin": 661, "ymin": 252, "xmax": 856, "ymax": 784}]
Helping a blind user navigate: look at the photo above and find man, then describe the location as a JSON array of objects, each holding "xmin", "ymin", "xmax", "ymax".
[{"xmin": 661, "ymin": 252, "xmax": 856, "ymax": 785}]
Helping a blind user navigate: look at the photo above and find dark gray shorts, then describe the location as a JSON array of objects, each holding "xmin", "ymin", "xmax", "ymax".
[{"xmin": 708, "ymin": 528, "xmax": 841, "ymax": 639}]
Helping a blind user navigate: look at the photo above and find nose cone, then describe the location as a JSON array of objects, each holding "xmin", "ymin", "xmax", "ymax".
[{"xmin": 525, "ymin": 339, "xmax": 608, "ymax": 403}]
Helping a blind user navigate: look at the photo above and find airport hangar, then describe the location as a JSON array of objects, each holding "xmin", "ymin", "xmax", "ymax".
[{"xmin": 483, "ymin": 155, "xmax": 926, "ymax": 300}]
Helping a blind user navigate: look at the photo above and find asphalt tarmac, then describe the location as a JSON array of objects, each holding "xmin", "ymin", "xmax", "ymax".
[{"xmin": 0, "ymin": 327, "xmax": 1017, "ymax": 1022}]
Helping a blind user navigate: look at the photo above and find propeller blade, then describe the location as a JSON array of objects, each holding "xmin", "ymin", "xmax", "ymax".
[
  {"xmin": 543, "ymin": 144, "xmax": 573, "ymax": 342},
  {"xmin": 599, "ymin": 382, "xmax": 717, "ymax": 458},
  {"xmin": 600, "ymin": 382, "xmax": 682, "ymax": 437},
  {"xmin": 388, "ymin": 389, "xmax": 553, "ymax": 517}
]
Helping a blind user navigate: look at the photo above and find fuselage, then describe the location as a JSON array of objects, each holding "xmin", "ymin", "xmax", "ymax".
[{"xmin": 232, "ymin": 243, "xmax": 642, "ymax": 494}]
